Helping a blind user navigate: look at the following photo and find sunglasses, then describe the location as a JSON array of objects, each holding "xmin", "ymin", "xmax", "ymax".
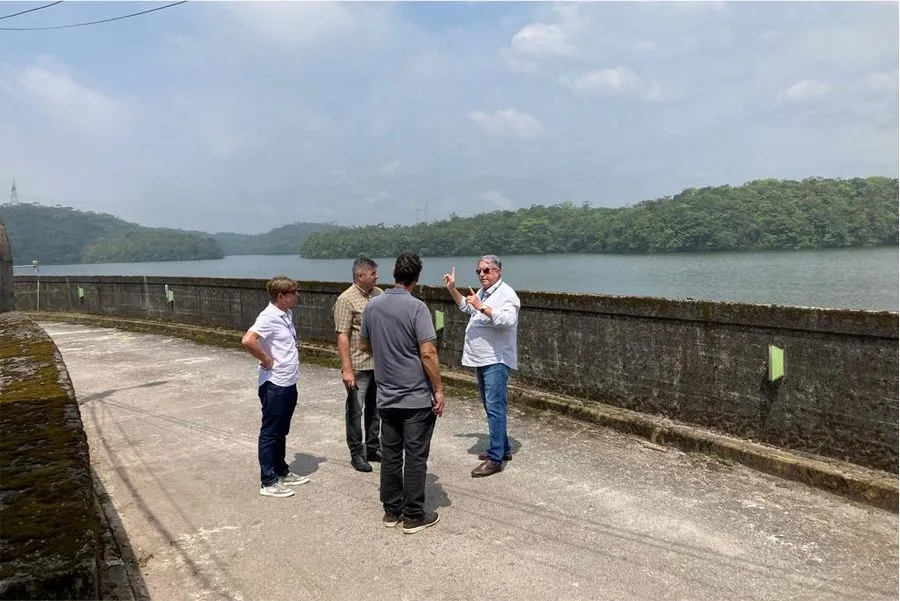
[
  {"xmin": 283, "ymin": 289, "xmax": 300, "ymax": 295},
  {"xmin": 475, "ymin": 268, "xmax": 494, "ymax": 275}
]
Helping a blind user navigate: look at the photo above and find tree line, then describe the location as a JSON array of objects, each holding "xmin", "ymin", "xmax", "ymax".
[
  {"xmin": 0, "ymin": 204, "xmax": 223, "ymax": 264},
  {"xmin": 299, "ymin": 177, "xmax": 899, "ymax": 258},
  {"xmin": 213, "ymin": 222, "xmax": 343, "ymax": 255}
]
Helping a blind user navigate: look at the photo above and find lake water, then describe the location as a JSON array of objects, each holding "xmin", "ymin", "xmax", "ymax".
[{"xmin": 14, "ymin": 247, "xmax": 898, "ymax": 311}]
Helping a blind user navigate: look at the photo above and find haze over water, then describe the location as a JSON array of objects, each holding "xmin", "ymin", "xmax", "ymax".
[{"xmin": 18, "ymin": 247, "xmax": 898, "ymax": 311}]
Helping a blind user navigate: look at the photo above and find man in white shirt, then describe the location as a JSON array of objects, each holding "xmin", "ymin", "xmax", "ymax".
[
  {"xmin": 442, "ymin": 255, "xmax": 520, "ymax": 478},
  {"xmin": 241, "ymin": 276, "xmax": 310, "ymax": 498}
]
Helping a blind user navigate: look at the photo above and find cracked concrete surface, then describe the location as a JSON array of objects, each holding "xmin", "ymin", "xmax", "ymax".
[{"xmin": 43, "ymin": 322, "xmax": 898, "ymax": 601}]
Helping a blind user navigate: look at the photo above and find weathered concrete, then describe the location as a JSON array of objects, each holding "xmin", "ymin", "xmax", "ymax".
[
  {"xmin": 0, "ymin": 313, "xmax": 100, "ymax": 600},
  {"xmin": 41, "ymin": 321, "xmax": 899, "ymax": 601},
  {"xmin": 14, "ymin": 274, "xmax": 899, "ymax": 472},
  {"xmin": 29, "ymin": 311, "xmax": 900, "ymax": 512},
  {"xmin": 0, "ymin": 223, "xmax": 13, "ymax": 313}
]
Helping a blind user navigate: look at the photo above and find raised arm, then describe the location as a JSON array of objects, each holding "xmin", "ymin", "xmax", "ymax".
[{"xmin": 442, "ymin": 265, "xmax": 468, "ymax": 311}]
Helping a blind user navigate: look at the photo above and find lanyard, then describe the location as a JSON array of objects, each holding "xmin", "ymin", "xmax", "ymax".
[{"xmin": 280, "ymin": 314, "xmax": 298, "ymax": 346}]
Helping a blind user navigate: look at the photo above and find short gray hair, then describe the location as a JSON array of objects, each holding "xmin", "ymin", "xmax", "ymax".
[
  {"xmin": 352, "ymin": 256, "xmax": 378, "ymax": 279},
  {"xmin": 477, "ymin": 255, "xmax": 502, "ymax": 270}
]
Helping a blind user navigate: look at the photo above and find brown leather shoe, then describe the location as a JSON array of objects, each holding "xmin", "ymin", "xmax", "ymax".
[
  {"xmin": 471, "ymin": 460, "xmax": 502, "ymax": 478},
  {"xmin": 478, "ymin": 452, "xmax": 513, "ymax": 461}
]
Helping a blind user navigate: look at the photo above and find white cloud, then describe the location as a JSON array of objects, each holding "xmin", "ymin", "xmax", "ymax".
[
  {"xmin": 862, "ymin": 70, "xmax": 899, "ymax": 93},
  {"xmin": 469, "ymin": 108, "xmax": 545, "ymax": 139},
  {"xmin": 222, "ymin": 2, "xmax": 360, "ymax": 46},
  {"xmin": 481, "ymin": 190, "xmax": 514, "ymax": 210},
  {"xmin": 560, "ymin": 67, "xmax": 640, "ymax": 96},
  {"xmin": 510, "ymin": 22, "xmax": 574, "ymax": 58},
  {"xmin": 15, "ymin": 59, "xmax": 128, "ymax": 136},
  {"xmin": 777, "ymin": 79, "xmax": 832, "ymax": 101},
  {"xmin": 499, "ymin": 49, "xmax": 538, "ymax": 74}
]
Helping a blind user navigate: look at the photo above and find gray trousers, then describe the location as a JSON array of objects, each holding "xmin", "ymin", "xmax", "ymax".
[{"xmin": 346, "ymin": 370, "xmax": 380, "ymax": 458}]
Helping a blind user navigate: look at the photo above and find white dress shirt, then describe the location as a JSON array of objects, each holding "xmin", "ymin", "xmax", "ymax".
[
  {"xmin": 458, "ymin": 279, "xmax": 520, "ymax": 370},
  {"xmin": 249, "ymin": 303, "xmax": 300, "ymax": 387}
]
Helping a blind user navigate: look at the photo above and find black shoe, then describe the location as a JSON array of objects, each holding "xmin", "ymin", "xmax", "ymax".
[
  {"xmin": 402, "ymin": 512, "xmax": 440, "ymax": 534},
  {"xmin": 351, "ymin": 455, "xmax": 372, "ymax": 472},
  {"xmin": 367, "ymin": 451, "xmax": 383, "ymax": 463},
  {"xmin": 383, "ymin": 512, "xmax": 402, "ymax": 528}
]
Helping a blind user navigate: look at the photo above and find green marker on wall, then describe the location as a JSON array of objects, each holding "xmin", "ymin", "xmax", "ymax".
[
  {"xmin": 768, "ymin": 345, "xmax": 784, "ymax": 382},
  {"xmin": 434, "ymin": 310, "xmax": 444, "ymax": 332}
]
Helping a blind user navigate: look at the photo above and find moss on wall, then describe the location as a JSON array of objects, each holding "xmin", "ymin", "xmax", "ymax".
[{"xmin": 0, "ymin": 312, "xmax": 100, "ymax": 600}]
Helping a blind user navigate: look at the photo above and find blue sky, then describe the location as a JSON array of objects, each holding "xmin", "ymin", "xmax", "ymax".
[{"xmin": 0, "ymin": 1, "xmax": 897, "ymax": 234}]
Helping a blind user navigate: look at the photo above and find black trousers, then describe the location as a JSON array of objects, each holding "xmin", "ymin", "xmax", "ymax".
[{"xmin": 379, "ymin": 406, "xmax": 436, "ymax": 519}]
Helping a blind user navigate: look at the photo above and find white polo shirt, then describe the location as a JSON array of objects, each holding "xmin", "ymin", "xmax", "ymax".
[
  {"xmin": 458, "ymin": 279, "xmax": 520, "ymax": 370},
  {"xmin": 249, "ymin": 302, "xmax": 300, "ymax": 387}
]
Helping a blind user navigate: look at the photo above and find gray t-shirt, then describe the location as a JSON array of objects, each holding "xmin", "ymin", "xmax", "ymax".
[{"xmin": 360, "ymin": 287, "xmax": 436, "ymax": 409}]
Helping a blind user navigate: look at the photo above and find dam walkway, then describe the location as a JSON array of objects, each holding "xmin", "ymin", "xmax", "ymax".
[{"xmin": 42, "ymin": 321, "xmax": 898, "ymax": 601}]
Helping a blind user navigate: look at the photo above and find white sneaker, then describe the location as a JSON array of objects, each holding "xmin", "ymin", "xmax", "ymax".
[
  {"xmin": 260, "ymin": 482, "xmax": 295, "ymax": 498},
  {"xmin": 280, "ymin": 472, "xmax": 310, "ymax": 487}
]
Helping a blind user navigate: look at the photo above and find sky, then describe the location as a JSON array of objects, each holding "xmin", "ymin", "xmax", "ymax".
[{"xmin": 0, "ymin": 1, "xmax": 897, "ymax": 234}]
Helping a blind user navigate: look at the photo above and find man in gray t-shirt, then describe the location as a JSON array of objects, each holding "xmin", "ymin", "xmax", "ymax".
[{"xmin": 360, "ymin": 252, "xmax": 445, "ymax": 534}]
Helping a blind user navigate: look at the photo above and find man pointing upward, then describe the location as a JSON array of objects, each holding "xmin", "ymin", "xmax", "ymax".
[{"xmin": 442, "ymin": 255, "xmax": 520, "ymax": 478}]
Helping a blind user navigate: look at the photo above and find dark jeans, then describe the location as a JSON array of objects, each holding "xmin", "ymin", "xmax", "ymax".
[
  {"xmin": 346, "ymin": 370, "xmax": 380, "ymax": 458},
  {"xmin": 258, "ymin": 381, "xmax": 298, "ymax": 487},
  {"xmin": 379, "ymin": 407, "xmax": 436, "ymax": 519},
  {"xmin": 477, "ymin": 363, "xmax": 511, "ymax": 463}
]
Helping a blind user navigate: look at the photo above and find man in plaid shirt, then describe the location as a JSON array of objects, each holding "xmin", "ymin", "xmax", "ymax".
[{"xmin": 333, "ymin": 256, "xmax": 383, "ymax": 472}]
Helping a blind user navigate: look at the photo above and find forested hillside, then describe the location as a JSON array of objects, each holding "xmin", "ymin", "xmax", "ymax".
[
  {"xmin": 300, "ymin": 177, "xmax": 899, "ymax": 258},
  {"xmin": 213, "ymin": 222, "xmax": 344, "ymax": 255},
  {"xmin": 80, "ymin": 229, "xmax": 223, "ymax": 263},
  {"xmin": 0, "ymin": 204, "xmax": 223, "ymax": 264}
]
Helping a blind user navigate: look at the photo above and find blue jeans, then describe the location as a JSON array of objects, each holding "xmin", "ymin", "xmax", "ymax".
[
  {"xmin": 258, "ymin": 381, "xmax": 298, "ymax": 487},
  {"xmin": 476, "ymin": 363, "xmax": 510, "ymax": 463}
]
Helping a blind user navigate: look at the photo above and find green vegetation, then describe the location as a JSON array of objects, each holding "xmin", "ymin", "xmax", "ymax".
[
  {"xmin": 300, "ymin": 177, "xmax": 899, "ymax": 258},
  {"xmin": 3, "ymin": 177, "xmax": 896, "ymax": 264},
  {"xmin": 0, "ymin": 203, "xmax": 223, "ymax": 264},
  {"xmin": 213, "ymin": 222, "xmax": 344, "ymax": 255},
  {"xmin": 81, "ymin": 229, "xmax": 223, "ymax": 263}
]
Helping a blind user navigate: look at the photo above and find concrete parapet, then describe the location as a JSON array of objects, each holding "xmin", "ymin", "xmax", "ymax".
[
  {"xmin": 0, "ymin": 312, "xmax": 100, "ymax": 600},
  {"xmin": 0, "ymin": 223, "xmax": 13, "ymax": 313}
]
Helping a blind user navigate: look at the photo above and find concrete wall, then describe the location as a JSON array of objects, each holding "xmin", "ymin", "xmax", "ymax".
[
  {"xmin": 0, "ymin": 312, "xmax": 100, "ymax": 600},
  {"xmin": 0, "ymin": 223, "xmax": 13, "ymax": 313},
  {"xmin": 14, "ymin": 275, "xmax": 899, "ymax": 473}
]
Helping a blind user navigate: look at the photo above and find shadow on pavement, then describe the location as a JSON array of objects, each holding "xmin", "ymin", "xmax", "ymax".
[
  {"xmin": 425, "ymin": 473, "xmax": 452, "ymax": 512},
  {"xmin": 94, "ymin": 471, "xmax": 150, "ymax": 601},
  {"xmin": 291, "ymin": 452, "xmax": 328, "ymax": 478},
  {"xmin": 79, "ymin": 381, "xmax": 170, "ymax": 406},
  {"xmin": 454, "ymin": 432, "xmax": 522, "ymax": 457}
]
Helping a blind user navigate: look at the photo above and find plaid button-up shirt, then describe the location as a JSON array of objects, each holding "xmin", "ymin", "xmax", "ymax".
[{"xmin": 333, "ymin": 284, "xmax": 383, "ymax": 371}]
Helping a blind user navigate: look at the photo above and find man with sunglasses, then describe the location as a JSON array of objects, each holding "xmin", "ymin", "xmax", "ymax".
[
  {"xmin": 442, "ymin": 255, "xmax": 520, "ymax": 478},
  {"xmin": 242, "ymin": 276, "xmax": 309, "ymax": 498}
]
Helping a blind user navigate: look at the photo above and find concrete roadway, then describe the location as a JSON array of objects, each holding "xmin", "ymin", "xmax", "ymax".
[{"xmin": 42, "ymin": 322, "xmax": 898, "ymax": 601}]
